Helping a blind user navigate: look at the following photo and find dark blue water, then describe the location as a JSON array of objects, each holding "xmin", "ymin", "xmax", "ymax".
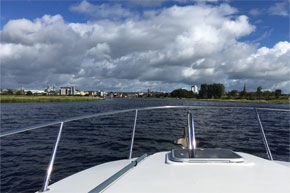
[{"xmin": 1, "ymin": 99, "xmax": 289, "ymax": 193}]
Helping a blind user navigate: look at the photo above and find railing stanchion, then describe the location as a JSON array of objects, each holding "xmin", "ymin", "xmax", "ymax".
[
  {"xmin": 254, "ymin": 108, "xmax": 273, "ymax": 160},
  {"xmin": 40, "ymin": 122, "xmax": 64, "ymax": 192},
  {"xmin": 187, "ymin": 112, "xmax": 196, "ymax": 158},
  {"xmin": 1, "ymin": 105, "xmax": 286, "ymax": 191},
  {"xmin": 129, "ymin": 109, "xmax": 138, "ymax": 160}
]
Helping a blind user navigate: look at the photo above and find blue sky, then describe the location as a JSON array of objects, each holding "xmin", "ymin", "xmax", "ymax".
[
  {"xmin": 1, "ymin": 1, "xmax": 87, "ymax": 25},
  {"xmin": 1, "ymin": 0, "xmax": 289, "ymax": 92}
]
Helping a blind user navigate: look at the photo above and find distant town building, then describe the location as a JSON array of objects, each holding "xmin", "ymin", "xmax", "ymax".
[
  {"xmin": 97, "ymin": 90, "xmax": 105, "ymax": 97},
  {"xmin": 109, "ymin": 92, "xmax": 114, "ymax": 98},
  {"xmin": 60, "ymin": 86, "xmax": 76, "ymax": 96},
  {"xmin": 71, "ymin": 86, "xmax": 76, "ymax": 95},
  {"xmin": 75, "ymin": 90, "xmax": 81, "ymax": 95},
  {"xmin": 0, "ymin": 89, "xmax": 8, "ymax": 94},
  {"xmin": 80, "ymin": 91, "xmax": 88, "ymax": 96},
  {"xmin": 45, "ymin": 84, "xmax": 56, "ymax": 95},
  {"xmin": 88, "ymin": 91, "xmax": 97, "ymax": 96},
  {"xmin": 25, "ymin": 89, "xmax": 45, "ymax": 94},
  {"xmin": 45, "ymin": 84, "xmax": 55, "ymax": 92},
  {"xmin": 191, "ymin": 85, "xmax": 199, "ymax": 94}
]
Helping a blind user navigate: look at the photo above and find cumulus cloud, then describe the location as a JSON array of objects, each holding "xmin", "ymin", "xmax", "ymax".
[{"xmin": 1, "ymin": 3, "xmax": 289, "ymax": 92}]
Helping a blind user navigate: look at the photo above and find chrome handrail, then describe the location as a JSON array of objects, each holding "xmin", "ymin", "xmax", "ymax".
[
  {"xmin": 1, "ymin": 105, "xmax": 289, "ymax": 191},
  {"xmin": 129, "ymin": 109, "xmax": 138, "ymax": 160},
  {"xmin": 88, "ymin": 153, "xmax": 147, "ymax": 193},
  {"xmin": 186, "ymin": 112, "xmax": 193, "ymax": 150},
  {"xmin": 254, "ymin": 108, "xmax": 273, "ymax": 160},
  {"xmin": 187, "ymin": 112, "xmax": 196, "ymax": 158},
  {"xmin": 1, "ymin": 106, "xmax": 289, "ymax": 137},
  {"xmin": 40, "ymin": 122, "xmax": 64, "ymax": 192}
]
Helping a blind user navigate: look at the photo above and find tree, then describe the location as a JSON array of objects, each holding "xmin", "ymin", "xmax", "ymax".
[
  {"xmin": 207, "ymin": 84, "xmax": 213, "ymax": 98},
  {"xmin": 26, "ymin": 91, "xmax": 33, "ymax": 95},
  {"xmin": 199, "ymin": 84, "xmax": 225, "ymax": 99},
  {"xmin": 214, "ymin": 84, "xmax": 225, "ymax": 98},
  {"xmin": 171, "ymin": 89, "xmax": 194, "ymax": 98},
  {"xmin": 226, "ymin": 91, "xmax": 231, "ymax": 98},
  {"xmin": 3, "ymin": 89, "xmax": 14, "ymax": 95},
  {"xmin": 264, "ymin": 91, "xmax": 271, "ymax": 100},
  {"xmin": 248, "ymin": 92, "xmax": 256, "ymax": 100},
  {"xmin": 15, "ymin": 91, "xmax": 22, "ymax": 95},
  {"xmin": 230, "ymin": 90, "xmax": 238, "ymax": 97},
  {"xmin": 199, "ymin": 84, "xmax": 208, "ymax": 99},
  {"xmin": 275, "ymin": 89, "xmax": 282, "ymax": 99},
  {"xmin": 256, "ymin": 86, "xmax": 262, "ymax": 99}
]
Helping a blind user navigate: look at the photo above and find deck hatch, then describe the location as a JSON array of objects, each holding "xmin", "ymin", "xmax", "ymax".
[{"xmin": 169, "ymin": 148, "xmax": 244, "ymax": 163}]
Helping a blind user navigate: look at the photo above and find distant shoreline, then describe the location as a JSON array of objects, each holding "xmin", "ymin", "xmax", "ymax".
[
  {"xmin": 164, "ymin": 97, "xmax": 290, "ymax": 104},
  {"xmin": 0, "ymin": 95, "xmax": 289, "ymax": 104},
  {"xmin": 0, "ymin": 95, "xmax": 104, "ymax": 103}
]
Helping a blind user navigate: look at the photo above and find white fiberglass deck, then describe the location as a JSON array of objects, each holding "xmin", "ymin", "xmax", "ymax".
[{"xmin": 47, "ymin": 152, "xmax": 290, "ymax": 193}]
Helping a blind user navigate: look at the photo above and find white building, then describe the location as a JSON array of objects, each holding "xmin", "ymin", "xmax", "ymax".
[
  {"xmin": 45, "ymin": 84, "xmax": 56, "ymax": 93},
  {"xmin": 25, "ymin": 90, "xmax": 45, "ymax": 94},
  {"xmin": 97, "ymin": 90, "xmax": 105, "ymax": 97},
  {"xmin": 60, "ymin": 86, "xmax": 76, "ymax": 95},
  {"xmin": 191, "ymin": 85, "xmax": 199, "ymax": 94},
  {"xmin": 76, "ymin": 90, "xmax": 81, "ymax": 95},
  {"xmin": 45, "ymin": 84, "xmax": 56, "ymax": 95}
]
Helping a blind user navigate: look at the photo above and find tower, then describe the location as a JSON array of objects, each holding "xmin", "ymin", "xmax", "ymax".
[{"xmin": 191, "ymin": 85, "xmax": 199, "ymax": 94}]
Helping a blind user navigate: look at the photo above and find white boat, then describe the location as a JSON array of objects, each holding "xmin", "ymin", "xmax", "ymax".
[{"xmin": 1, "ymin": 106, "xmax": 289, "ymax": 193}]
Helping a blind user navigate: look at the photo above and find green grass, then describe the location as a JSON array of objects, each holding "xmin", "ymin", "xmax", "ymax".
[
  {"xmin": 0, "ymin": 95, "xmax": 104, "ymax": 103},
  {"xmin": 1, "ymin": 95, "xmax": 288, "ymax": 104},
  {"xmin": 198, "ymin": 98, "xmax": 289, "ymax": 104}
]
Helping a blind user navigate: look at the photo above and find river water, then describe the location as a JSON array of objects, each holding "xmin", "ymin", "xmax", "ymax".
[{"xmin": 0, "ymin": 99, "xmax": 289, "ymax": 193}]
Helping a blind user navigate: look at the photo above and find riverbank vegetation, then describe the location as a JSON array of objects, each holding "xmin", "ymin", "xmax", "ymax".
[
  {"xmin": 1, "ymin": 84, "xmax": 288, "ymax": 104},
  {"xmin": 0, "ymin": 95, "xmax": 103, "ymax": 103},
  {"xmin": 169, "ymin": 84, "xmax": 289, "ymax": 104}
]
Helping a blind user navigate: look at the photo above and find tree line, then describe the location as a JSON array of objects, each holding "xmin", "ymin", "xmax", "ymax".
[
  {"xmin": 199, "ymin": 84, "xmax": 225, "ymax": 99},
  {"xmin": 1, "ymin": 90, "xmax": 35, "ymax": 96},
  {"xmin": 170, "ymin": 83, "xmax": 225, "ymax": 99},
  {"xmin": 170, "ymin": 84, "xmax": 286, "ymax": 100},
  {"xmin": 227, "ymin": 86, "xmax": 283, "ymax": 100}
]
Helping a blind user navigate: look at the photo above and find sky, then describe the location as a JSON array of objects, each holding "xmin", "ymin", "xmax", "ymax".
[{"xmin": 0, "ymin": 0, "xmax": 289, "ymax": 93}]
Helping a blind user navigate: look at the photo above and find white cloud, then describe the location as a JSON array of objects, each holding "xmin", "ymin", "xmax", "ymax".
[
  {"xmin": 1, "ymin": 4, "xmax": 289, "ymax": 92},
  {"xmin": 70, "ymin": 0, "xmax": 132, "ymax": 19},
  {"xmin": 249, "ymin": 8, "xmax": 262, "ymax": 16},
  {"xmin": 268, "ymin": 0, "xmax": 289, "ymax": 16},
  {"xmin": 228, "ymin": 41, "xmax": 290, "ymax": 81},
  {"xmin": 110, "ymin": 0, "xmax": 219, "ymax": 8}
]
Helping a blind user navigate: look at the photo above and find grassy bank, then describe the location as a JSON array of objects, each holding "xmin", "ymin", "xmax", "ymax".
[
  {"xmin": 165, "ymin": 97, "xmax": 290, "ymax": 104},
  {"xmin": 199, "ymin": 98, "xmax": 289, "ymax": 104},
  {"xmin": 0, "ymin": 95, "xmax": 104, "ymax": 103},
  {"xmin": 1, "ymin": 95, "xmax": 288, "ymax": 104}
]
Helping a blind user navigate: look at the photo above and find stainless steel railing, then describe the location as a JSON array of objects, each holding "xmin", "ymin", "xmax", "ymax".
[
  {"xmin": 254, "ymin": 108, "xmax": 274, "ymax": 160},
  {"xmin": 1, "ymin": 106, "xmax": 289, "ymax": 138},
  {"xmin": 129, "ymin": 109, "xmax": 138, "ymax": 160},
  {"xmin": 41, "ymin": 122, "xmax": 64, "ymax": 192},
  {"xmin": 187, "ymin": 112, "xmax": 196, "ymax": 158},
  {"xmin": 1, "ymin": 105, "xmax": 289, "ymax": 191},
  {"xmin": 88, "ymin": 153, "xmax": 147, "ymax": 193}
]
